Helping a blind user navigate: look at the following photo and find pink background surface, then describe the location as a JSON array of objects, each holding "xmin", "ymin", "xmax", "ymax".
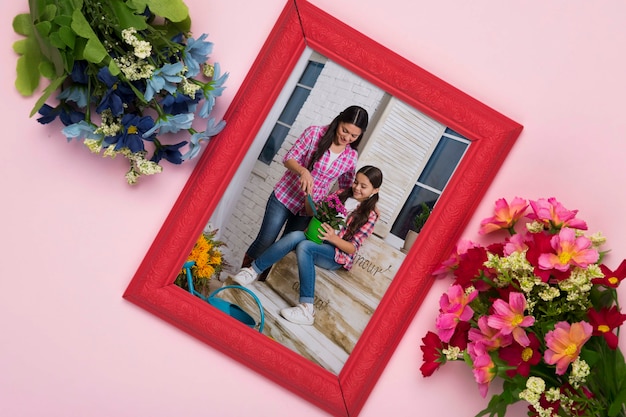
[{"xmin": 2, "ymin": 1, "xmax": 625, "ymax": 416}]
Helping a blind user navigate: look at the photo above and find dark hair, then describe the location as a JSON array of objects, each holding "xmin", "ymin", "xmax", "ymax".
[
  {"xmin": 307, "ymin": 105, "xmax": 369, "ymax": 171},
  {"xmin": 338, "ymin": 165, "xmax": 383, "ymax": 240}
]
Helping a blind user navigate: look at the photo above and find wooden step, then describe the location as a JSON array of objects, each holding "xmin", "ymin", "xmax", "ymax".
[
  {"xmin": 215, "ymin": 277, "xmax": 349, "ymax": 374},
  {"xmin": 215, "ymin": 235, "xmax": 405, "ymax": 374}
]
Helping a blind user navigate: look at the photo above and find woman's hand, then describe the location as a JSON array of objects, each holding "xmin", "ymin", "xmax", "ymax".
[
  {"xmin": 298, "ymin": 168, "xmax": 314, "ymax": 194},
  {"xmin": 284, "ymin": 159, "xmax": 314, "ymax": 194}
]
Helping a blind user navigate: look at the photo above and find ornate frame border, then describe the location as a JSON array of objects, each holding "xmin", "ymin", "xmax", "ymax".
[{"xmin": 123, "ymin": 1, "xmax": 523, "ymax": 415}]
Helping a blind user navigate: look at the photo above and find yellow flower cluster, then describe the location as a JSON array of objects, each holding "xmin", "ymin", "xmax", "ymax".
[{"xmin": 185, "ymin": 230, "xmax": 225, "ymax": 281}]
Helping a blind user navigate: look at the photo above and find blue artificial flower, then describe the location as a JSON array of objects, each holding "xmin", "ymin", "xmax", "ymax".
[
  {"xmin": 58, "ymin": 85, "xmax": 89, "ymax": 109},
  {"xmin": 143, "ymin": 113, "xmax": 194, "ymax": 136},
  {"xmin": 150, "ymin": 140, "xmax": 186, "ymax": 165},
  {"xmin": 171, "ymin": 32, "xmax": 185, "ymax": 44},
  {"xmin": 198, "ymin": 63, "xmax": 229, "ymax": 118},
  {"xmin": 105, "ymin": 114, "xmax": 155, "ymax": 153},
  {"xmin": 95, "ymin": 67, "xmax": 135, "ymax": 116},
  {"xmin": 37, "ymin": 103, "xmax": 85, "ymax": 126},
  {"xmin": 144, "ymin": 62, "xmax": 184, "ymax": 102},
  {"xmin": 62, "ymin": 120, "xmax": 103, "ymax": 143},
  {"xmin": 181, "ymin": 117, "xmax": 226, "ymax": 160},
  {"xmin": 183, "ymin": 33, "xmax": 213, "ymax": 77},
  {"xmin": 160, "ymin": 92, "xmax": 201, "ymax": 115},
  {"xmin": 70, "ymin": 60, "xmax": 89, "ymax": 84}
]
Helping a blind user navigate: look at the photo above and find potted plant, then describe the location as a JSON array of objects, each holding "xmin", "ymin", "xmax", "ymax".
[
  {"xmin": 305, "ymin": 194, "xmax": 347, "ymax": 244},
  {"xmin": 401, "ymin": 202, "xmax": 431, "ymax": 253}
]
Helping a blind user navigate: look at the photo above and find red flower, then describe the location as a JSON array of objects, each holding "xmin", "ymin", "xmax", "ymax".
[
  {"xmin": 587, "ymin": 306, "xmax": 626, "ymax": 349},
  {"xmin": 593, "ymin": 259, "xmax": 626, "ymax": 288},
  {"xmin": 498, "ymin": 333, "xmax": 541, "ymax": 377},
  {"xmin": 449, "ymin": 320, "xmax": 470, "ymax": 351},
  {"xmin": 453, "ymin": 246, "xmax": 489, "ymax": 288},
  {"xmin": 420, "ymin": 331, "xmax": 445, "ymax": 377},
  {"xmin": 420, "ymin": 322, "xmax": 471, "ymax": 378}
]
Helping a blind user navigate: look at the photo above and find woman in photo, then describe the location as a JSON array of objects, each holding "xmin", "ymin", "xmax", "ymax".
[
  {"xmin": 234, "ymin": 165, "xmax": 383, "ymax": 326},
  {"xmin": 241, "ymin": 105, "xmax": 370, "ymax": 273}
]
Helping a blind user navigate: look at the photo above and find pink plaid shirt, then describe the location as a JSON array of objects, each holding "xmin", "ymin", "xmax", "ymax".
[
  {"xmin": 335, "ymin": 207, "xmax": 379, "ymax": 270},
  {"xmin": 274, "ymin": 125, "xmax": 358, "ymax": 214}
]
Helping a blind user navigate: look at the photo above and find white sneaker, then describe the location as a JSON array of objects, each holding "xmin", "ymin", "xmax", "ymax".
[
  {"xmin": 233, "ymin": 267, "xmax": 258, "ymax": 286},
  {"xmin": 280, "ymin": 304, "xmax": 315, "ymax": 325}
]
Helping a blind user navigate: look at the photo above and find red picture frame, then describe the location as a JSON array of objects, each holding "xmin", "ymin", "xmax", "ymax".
[{"xmin": 123, "ymin": 1, "xmax": 523, "ymax": 416}]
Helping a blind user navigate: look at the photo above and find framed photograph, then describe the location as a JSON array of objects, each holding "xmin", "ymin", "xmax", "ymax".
[{"xmin": 123, "ymin": 1, "xmax": 523, "ymax": 415}]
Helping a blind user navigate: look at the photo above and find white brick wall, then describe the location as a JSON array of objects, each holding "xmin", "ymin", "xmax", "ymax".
[{"xmin": 216, "ymin": 60, "xmax": 386, "ymax": 274}]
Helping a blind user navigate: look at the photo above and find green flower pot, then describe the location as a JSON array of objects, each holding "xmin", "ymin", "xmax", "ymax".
[{"xmin": 305, "ymin": 217, "xmax": 323, "ymax": 244}]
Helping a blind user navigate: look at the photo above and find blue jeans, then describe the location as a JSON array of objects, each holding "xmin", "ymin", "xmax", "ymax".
[
  {"xmin": 246, "ymin": 192, "xmax": 311, "ymax": 260},
  {"xmin": 251, "ymin": 231, "xmax": 341, "ymax": 304}
]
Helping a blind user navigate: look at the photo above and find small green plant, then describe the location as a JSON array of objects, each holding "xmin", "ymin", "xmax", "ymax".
[{"xmin": 412, "ymin": 202, "xmax": 431, "ymax": 232}]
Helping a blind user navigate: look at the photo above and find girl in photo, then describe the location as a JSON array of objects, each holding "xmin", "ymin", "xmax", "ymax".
[{"xmin": 234, "ymin": 165, "xmax": 383, "ymax": 325}]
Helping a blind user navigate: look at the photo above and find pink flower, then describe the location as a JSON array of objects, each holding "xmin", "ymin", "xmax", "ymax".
[
  {"xmin": 435, "ymin": 284, "xmax": 478, "ymax": 343},
  {"xmin": 468, "ymin": 316, "xmax": 513, "ymax": 351},
  {"xmin": 467, "ymin": 342, "xmax": 496, "ymax": 398},
  {"xmin": 487, "ymin": 292, "xmax": 535, "ymax": 346},
  {"xmin": 544, "ymin": 321, "xmax": 592, "ymax": 375},
  {"xmin": 479, "ymin": 197, "xmax": 528, "ymax": 235},
  {"xmin": 503, "ymin": 233, "xmax": 529, "ymax": 256},
  {"xmin": 527, "ymin": 197, "xmax": 588, "ymax": 230},
  {"xmin": 538, "ymin": 228, "xmax": 599, "ymax": 272}
]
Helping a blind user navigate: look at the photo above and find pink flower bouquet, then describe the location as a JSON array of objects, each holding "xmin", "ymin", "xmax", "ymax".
[
  {"xmin": 314, "ymin": 193, "xmax": 348, "ymax": 230},
  {"xmin": 420, "ymin": 197, "xmax": 626, "ymax": 417}
]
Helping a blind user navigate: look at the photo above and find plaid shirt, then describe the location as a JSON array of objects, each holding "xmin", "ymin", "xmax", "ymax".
[
  {"xmin": 335, "ymin": 207, "xmax": 379, "ymax": 270},
  {"xmin": 274, "ymin": 125, "xmax": 358, "ymax": 214}
]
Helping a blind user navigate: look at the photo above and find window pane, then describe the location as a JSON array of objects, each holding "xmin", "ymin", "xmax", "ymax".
[
  {"xmin": 389, "ymin": 186, "xmax": 439, "ymax": 239},
  {"xmin": 258, "ymin": 61, "xmax": 325, "ymax": 164},
  {"xmin": 299, "ymin": 61, "xmax": 324, "ymax": 86},
  {"xmin": 278, "ymin": 86, "xmax": 312, "ymax": 125},
  {"xmin": 258, "ymin": 124, "xmax": 291, "ymax": 164},
  {"xmin": 444, "ymin": 127, "xmax": 464, "ymax": 138},
  {"xmin": 417, "ymin": 136, "xmax": 468, "ymax": 190}
]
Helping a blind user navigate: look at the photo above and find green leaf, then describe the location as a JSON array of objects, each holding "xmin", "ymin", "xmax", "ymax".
[
  {"xmin": 110, "ymin": 1, "xmax": 148, "ymax": 30},
  {"xmin": 15, "ymin": 54, "xmax": 43, "ymax": 96},
  {"xmin": 28, "ymin": 0, "xmax": 52, "ymax": 21},
  {"xmin": 164, "ymin": 15, "xmax": 191, "ymax": 36},
  {"xmin": 58, "ymin": 0, "xmax": 81, "ymax": 16},
  {"xmin": 474, "ymin": 393, "xmax": 511, "ymax": 417},
  {"xmin": 126, "ymin": 0, "xmax": 189, "ymax": 23},
  {"xmin": 108, "ymin": 59, "xmax": 122, "ymax": 77},
  {"xmin": 581, "ymin": 346, "xmax": 601, "ymax": 367},
  {"xmin": 34, "ymin": 20, "xmax": 52, "ymax": 37},
  {"xmin": 40, "ymin": 4, "xmax": 58, "ymax": 22},
  {"xmin": 70, "ymin": 9, "xmax": 108, "ymax": 64},
  {"xmin": 12, "ymin": 13, "xmax": 33, "ymax": 36},
  {"xmin": 13, "ymin": 32, "xmax": 52, "ymax": 96},
  {"xmin": 58, "ymin": 26, "xmax": 76, "ymax": 49},
  {"xmin": 52, "ymin": 15, "xmax": 73, "ymax": 27},
  {"xmin": 39, "ymin": 61, "xmax": 56, "ymax": 79},
  {"xmin": 28, "ymin": 75, "xmax": 67, "ymax": 117},
  {"xmin": 48, "ymin": 32, "xmax": 66, "ymax": 50},
  {"xmin": 608, "ymin": 388, "xmax": 626, "ymax": 417},
  {"xmin": 12, "ymin": 38, "xmax": 29, "ymax": 55}
]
